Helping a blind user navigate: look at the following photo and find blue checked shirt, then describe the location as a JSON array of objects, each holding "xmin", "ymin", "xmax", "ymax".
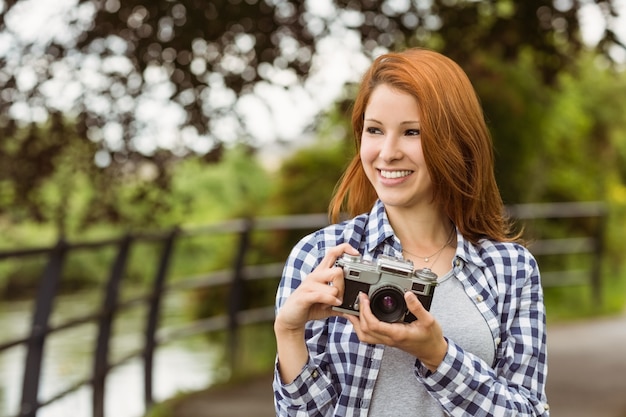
[{"xmin": 273, "ymin": 200, "xmax": 549, "ymax": 416}]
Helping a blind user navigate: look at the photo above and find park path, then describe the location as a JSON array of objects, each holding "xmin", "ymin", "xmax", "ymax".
[
  {"xmin": 171, "ymin": 311, "xmax": 626, "ymax": 417},
  {"xmin": 546, "ymin": 311, "xmax": 626, "ymax": 417}
]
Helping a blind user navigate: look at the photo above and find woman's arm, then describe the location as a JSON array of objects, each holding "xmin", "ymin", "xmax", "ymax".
[
  {"xmin": 419, "ymin": 250, "xmax": 549, "ymax": 416},
  {"xmin": 273, "ymin": 238, "xmax": 359, "ymax": 416}
]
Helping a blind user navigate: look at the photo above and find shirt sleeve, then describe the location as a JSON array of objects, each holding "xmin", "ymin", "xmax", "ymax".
[
  {"xmin": 272, "ymin": 232, "xmax": 340, "ymax": 417},
  {"xmin": 415, "ymin": 249, "xmax": 550, "ymax": 416}
]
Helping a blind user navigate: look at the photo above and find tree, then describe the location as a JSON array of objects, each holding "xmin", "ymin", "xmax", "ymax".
[
  {"xmin": 1, "ymin": 0, "xmax": 624, "ymax": 228},
  {"xmin": 1, "ymin": 0, "xmax": 623, "ymax": 153}
]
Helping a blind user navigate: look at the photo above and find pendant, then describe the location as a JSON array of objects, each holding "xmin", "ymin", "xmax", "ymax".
[{"xmin": 424, "ymin": 257, "xmax": 429, "ymax": 262}]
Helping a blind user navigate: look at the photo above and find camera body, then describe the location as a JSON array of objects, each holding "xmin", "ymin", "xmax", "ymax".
[{"xmin": 332, "ymin": 254, "xmax": 437, "ymax": 323}]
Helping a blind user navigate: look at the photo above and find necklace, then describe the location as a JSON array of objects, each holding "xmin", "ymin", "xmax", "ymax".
[{"xmin": 402, "ymin": 227, "xmax": 455, "ymax": 263}]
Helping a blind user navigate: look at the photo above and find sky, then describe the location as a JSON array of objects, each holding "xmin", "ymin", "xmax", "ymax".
[{"xmin": 1, "ymin": 0, "xmax": 625, "ymax": 162}]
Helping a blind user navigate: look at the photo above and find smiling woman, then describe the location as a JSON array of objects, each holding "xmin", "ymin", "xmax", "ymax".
[{"xmin": 272, "ymin": 48, "xmax": 550, "ymax": 417}]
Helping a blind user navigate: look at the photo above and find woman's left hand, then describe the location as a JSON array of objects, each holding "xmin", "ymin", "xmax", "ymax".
[{"xmin": 344, "ymin": 291, "xmax": 448, "ymax": 372}]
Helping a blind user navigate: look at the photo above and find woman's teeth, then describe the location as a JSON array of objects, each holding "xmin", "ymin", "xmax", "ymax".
[{"xmin": 380, "ymin": 170, "xmax": 412, "ymax": 179}]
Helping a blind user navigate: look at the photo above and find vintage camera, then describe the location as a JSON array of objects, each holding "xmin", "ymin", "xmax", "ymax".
[{"xmin": 332, "ymin": 254, "xmax": 438, "ymax": 323}]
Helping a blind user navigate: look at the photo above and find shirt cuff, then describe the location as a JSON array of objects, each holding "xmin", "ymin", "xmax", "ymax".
[{"xmin": 275, "ymin": 357, "xmax": 336, "ymax": 408}]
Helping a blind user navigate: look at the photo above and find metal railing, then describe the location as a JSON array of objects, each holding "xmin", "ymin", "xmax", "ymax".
[
  {"xmin": 506, "ymin": 201, "xmax": 607, "ymax": 304},
  {"xmin": 0, "ymin": 203, "xmax": 607, "ymax": 417}
]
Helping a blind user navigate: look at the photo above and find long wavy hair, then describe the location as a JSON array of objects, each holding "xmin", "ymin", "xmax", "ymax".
[{"xmin": 328, "ymin": 48, "xmax": 519, "ymax": 244}]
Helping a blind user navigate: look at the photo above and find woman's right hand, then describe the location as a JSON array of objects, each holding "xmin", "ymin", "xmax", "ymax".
[{"xmin": 275, "ymin": 243, "xmax": 360, "ymax": 332}]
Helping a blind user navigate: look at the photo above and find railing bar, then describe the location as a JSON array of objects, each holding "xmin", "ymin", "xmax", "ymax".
[
  {"xmin": 179, "ymin": 219, "xmax": 249, "ymax": 236},
  {"xmin": 527, "ymin": 237, "xmax": 596, "ymax": 255},
  {"xmin": 237, "ymin": 307, "xmax": 276, "ymax": 325},
  {"xmin": 36, "ymin": 376, "xmax": 94, "ymax": 409},
  {"xmin": 0, "ymin": 247, "xmax": 53, "ymax": 259},
  {"xmin": 107, "ymin": 349, "xmax": 144, "ymax": 372},
  {"xmin": 1, "ymin": 310, "xmax": 107, "ymax": 351},
  {"xmin": 48, "ymin": 313, "xmax": 101, "ymax": 332},
  {"xmin": 243, "ymin": 263, "xmax": 285, "ymax": 280},
  {"xmin": 156, "ymin": 315, "xmax": 230, "ymax": 345},
  {"xmin": 165, "ymin": 270, "xmax": 233, "ymax": 291},
  {"xmin": 0, "ymin": 228, "xmax": 190, "ymax": 260},
  {"xmin": 156, "ymin": 308, "xmax": 276, "ymax": 345},
  {"xmin": 540, "ymin": 270, "xmax": 589, "ymax": 287},
  {"xmin": 0, "ymin": 202, "xmax": 606, "ymax": 261},
  {"xmin": 254, "ymin": 213, "xmax": 330, "ymax": 230},
  {"xmin": 165, "ymin": 263, "xmax": 284, "ymax": 292},
  {"xmin": 0, "ymin": 337, "xmax": 30, "ymax": 352},
  {"xmin": 117, "ymin": 294, "xmax": 153, "ymax": 309},
  {"xmin": 46, "ymin": 298, "xmax": 144, "ymax": 334},
  {"xmin": 0, "ymin": 238, "xmax": 125, "ymax": 260},
  {"xmin": 507, "ymin": 201, "xmax": 606, "ymax": 219}
]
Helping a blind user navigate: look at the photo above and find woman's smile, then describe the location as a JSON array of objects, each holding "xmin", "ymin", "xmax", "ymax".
[{"xmin": 379, "ymin": 169, "xmax": 414, "ymax": 179}]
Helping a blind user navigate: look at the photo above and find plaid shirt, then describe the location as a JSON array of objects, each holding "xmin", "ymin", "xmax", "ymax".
[{"xmin": 273, "ymin": 200, "xmax": 549, "ymax": 417}]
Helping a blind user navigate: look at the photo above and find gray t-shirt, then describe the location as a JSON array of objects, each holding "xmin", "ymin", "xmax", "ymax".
[{"xmin": 368, "ymin": 270, "xmax": 495, "ymax": 416}]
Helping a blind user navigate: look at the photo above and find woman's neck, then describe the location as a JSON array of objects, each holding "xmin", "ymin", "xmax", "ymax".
[{"xmin": 385, "ymin": 204, "xmax": 452, "ymax": 247}]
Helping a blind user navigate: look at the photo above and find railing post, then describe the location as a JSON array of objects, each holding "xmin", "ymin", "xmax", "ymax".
[
  {"xmin": 228, "ymin": 218, "xmax": 252, "ymax": 373},
  {"xmin": 19, "ymin": 238, "xmax": 67, "ymax": 417},
  {"xmin": 143, "ymin": 228, "xmax": 178, "ymax": 411},
  {"xmin": 92, "ymin": 235, "xmax": 133, "ymax": 417},
  {"xmin": 591, "ymin": 206, "xmax": 607, "ymax": 309}
]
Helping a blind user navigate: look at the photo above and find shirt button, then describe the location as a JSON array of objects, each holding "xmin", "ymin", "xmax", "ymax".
[
  {"xmin": 311, "ymin": 370, "xmax": 319, "ymax": 379},
  {"xmin": 544, "ymin": 403, "xmax": 550, "ymax": 411},
  {"xmin": 494, "ymin": 337, "xmax": 501, "ymax": 346},
  {"xmin": 476, "ymin": 295, "xmax": 484, "ymax": 302}
]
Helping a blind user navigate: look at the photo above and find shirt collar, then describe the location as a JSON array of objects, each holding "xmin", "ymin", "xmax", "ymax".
[
  {"xmin": 454, "ymin": 229, "xmax": 488, "ymax": 268},
  {"xmin": 364, "ymin": 199, "xmax": 487, "ymax": 268},
  {"xmin": 365, "ymin": 200, "xmax": 396, "ymax": 254}
]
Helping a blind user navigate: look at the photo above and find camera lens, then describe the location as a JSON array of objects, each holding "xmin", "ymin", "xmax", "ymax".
[{"xmin": 370, "ymin": 286, "xmax": 406, "ymax": 322}]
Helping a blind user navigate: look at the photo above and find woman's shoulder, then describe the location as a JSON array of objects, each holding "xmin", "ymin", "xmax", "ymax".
[
  {"xmin": 286, "ymin": 212, "xmax": 370, "ymax": 267},
  {"xmin": 291, "ymin": 212, "xmax": 370, "ymax": 251},
  {"xmin": 309, "ymin": 212, "xmax": 370, "ymax": 247},
  {"xmin": 474, "ymin": 238, "xmax": 538, "ymax": 267}
]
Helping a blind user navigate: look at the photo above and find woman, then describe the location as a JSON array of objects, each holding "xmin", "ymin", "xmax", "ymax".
[{"xmin": 273, "ymin": 48, "xmax": 549, "ymax": 416}]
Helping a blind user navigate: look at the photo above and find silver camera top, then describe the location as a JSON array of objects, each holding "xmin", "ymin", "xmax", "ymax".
[
  {"xmin": 336, "ymin": 253, "xmax": 437, "ymax": 282},
  {"xmin": 376, "ymin": 255, "xmax": 414, "ymax": 277}
]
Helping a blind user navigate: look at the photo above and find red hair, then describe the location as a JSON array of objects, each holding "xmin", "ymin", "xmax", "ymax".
[{"xmin": 329, "ymin": 48, "xmax": 518, "ymax": 243}]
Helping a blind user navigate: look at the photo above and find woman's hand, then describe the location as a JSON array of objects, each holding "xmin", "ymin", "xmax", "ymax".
[
  {"xmin": 275, "ymin": 243, "xmax": 360, "ymax": 332},
  {"xmin": 274, "ymin": 243, "xmax": 360, "ymax": 384},
  {"xmin": 344, "ymin": 291, "xmax": 448, "ymax": 372}
]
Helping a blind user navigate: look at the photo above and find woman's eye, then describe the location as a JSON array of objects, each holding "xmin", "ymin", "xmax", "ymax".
[
  {"xmin": 366, "ymin": 127, "xmax": 382, "ymax": 135},
  {"xmin": 405, "ymin": 129, "xmax": 421, "ymax": 136}
]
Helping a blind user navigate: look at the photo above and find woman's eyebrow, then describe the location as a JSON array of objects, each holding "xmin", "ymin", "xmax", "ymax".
[{"xmin": 364, "ymin": 118, "xmax": 420, "ymax": 125}]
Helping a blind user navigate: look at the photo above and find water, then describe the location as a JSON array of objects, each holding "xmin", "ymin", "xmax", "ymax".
[{"xmin": 0, "ymin": 290, "xmax": 223, "ymax": 417}]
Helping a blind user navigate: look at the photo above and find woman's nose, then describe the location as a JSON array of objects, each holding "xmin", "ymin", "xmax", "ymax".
[{"xmin": 378, "ymin": 136, "xmax": 402, "ymax": 162}]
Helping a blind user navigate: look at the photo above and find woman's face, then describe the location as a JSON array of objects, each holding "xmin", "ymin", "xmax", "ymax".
[{"xmin": 360, "ymin": 83, "xmax": 433, "ymax": 211}]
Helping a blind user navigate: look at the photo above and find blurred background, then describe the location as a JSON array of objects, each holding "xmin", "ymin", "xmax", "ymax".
[{"xmin": 1, "ymin": 0, "xmax": 625, "ymax": 416}]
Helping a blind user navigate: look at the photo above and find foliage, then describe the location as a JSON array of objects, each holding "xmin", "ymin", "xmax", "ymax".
[
  {"xmin": 1, "ymin": 0, "xmax": 625, "ymax": 232},
  {"xmin": 0, "ymin": 117, "xmax": 196, "ymax": 235},
  {"xmin": 469, "ymin": 50, "xmax": 626, "ymax": 206},
  {"xmin": 270, "ymin": 139, "xmax": 351, "ymax": 215},
  {"xmin": 0, "ymin": 115, "xmax": 97, "ymax": 234},
  {"xmin": 0, "ymin": 145, "xmax": 273, "ymax": 297},
  {"xmin": 1, "ymin": 0, "xmax": 624, "ymax": 164}
]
